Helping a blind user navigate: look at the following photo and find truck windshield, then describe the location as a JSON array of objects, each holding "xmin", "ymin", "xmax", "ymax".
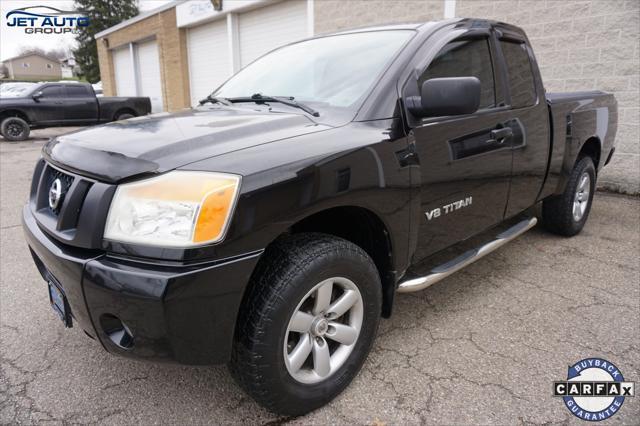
[{"xmin": 213, "ymin": 30, "xmax": 414, "ymax": 111}]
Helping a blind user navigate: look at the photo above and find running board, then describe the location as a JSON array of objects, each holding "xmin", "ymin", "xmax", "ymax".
[{"xmin": 397, "ymin": 217, "xmax": 538, "ymax": 293}]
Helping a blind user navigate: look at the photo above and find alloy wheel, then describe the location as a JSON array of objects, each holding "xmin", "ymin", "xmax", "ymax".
[
  {"xmin": 7, "ymin": 122, "xmax": 24, "ymax": 138},
  {"xmin": 283, "ymin": 277, "xmax": 363, "ymax": 384},
  {"xmin": 573, "ymin": 172, "xmax": 591, "ymax": 221}
]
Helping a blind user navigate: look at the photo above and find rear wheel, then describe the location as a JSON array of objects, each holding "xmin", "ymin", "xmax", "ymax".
[
  {"xmin": 115, "ymin": 111, "xmax": 135, "ymax": 121},
  {"xmin": 1, "ymin": 117, "xmax": 30, "ymax": 141},
  {"xmin": 230, "ymin": 233, "xmax": 382, "ymax": 416},
  {"xmin": 542, "ymin": 156, "xmax": 596, "ymax": 236}
]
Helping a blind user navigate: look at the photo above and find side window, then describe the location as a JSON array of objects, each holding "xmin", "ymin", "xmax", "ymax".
[
  {"xmin": 66, "ymin": 85, "xmax": 90, "ymax": 98},
  {"xmin": 500, "ymin": 40, "xmax": 537, "ymax": 108},
  {"xmin": 39, "ymin": 86, "xmax": 62, "ymax": 98},
  {"xmin": 420, "ymin": 38, "xmax": 496, "ymax": 109}
]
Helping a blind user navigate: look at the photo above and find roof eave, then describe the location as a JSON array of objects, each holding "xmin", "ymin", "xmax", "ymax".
[{"xmin": 94, "ymin": 0, "xmax": 183, "ymax": 40}]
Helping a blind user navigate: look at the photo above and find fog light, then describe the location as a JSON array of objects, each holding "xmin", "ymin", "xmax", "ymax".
[{"xmin": 99, "ymin": 314, "xmax": 134, "ymax": 349}]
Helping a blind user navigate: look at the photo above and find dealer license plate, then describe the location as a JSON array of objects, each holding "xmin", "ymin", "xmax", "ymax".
[{"xmin": 48, "ymin": 280, "xmax": 72, "ymax": 328}]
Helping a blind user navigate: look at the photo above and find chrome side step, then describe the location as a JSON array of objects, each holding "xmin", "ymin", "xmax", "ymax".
[{"xmin": 397, "ymin": 217, "xmax": 538, "ymax": 293}]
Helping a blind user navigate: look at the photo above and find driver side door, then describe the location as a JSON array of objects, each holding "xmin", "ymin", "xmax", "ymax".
[
  {"xmin": 410, "ymin": 35, "xmax": 515, "ymax": 262},
  {"xmin": 32, "ymin": 85, "xmax": 66, "ymax": 125}
]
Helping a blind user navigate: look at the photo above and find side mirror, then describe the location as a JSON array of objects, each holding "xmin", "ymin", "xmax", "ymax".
[
  {"xmin": 32, "ymin": 91, "xmax": 43, "ymax": 101},
  {"xmin": 406, "ymin": 77, "xmax": 481, "ymax": 118}
]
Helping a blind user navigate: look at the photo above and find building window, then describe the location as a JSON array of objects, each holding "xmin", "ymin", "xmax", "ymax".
[
  {"xmin": 22, "ymin": 63, "xmax": 30, "ymax": 68},
  {"xmin": 46, "ymin": 63, "xmax": 53, "ymax": 69}
]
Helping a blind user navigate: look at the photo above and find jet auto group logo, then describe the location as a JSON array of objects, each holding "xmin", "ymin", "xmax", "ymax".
[{"xmin": 5, "ymin": 5, "xmax": 89, "ymax": 35}]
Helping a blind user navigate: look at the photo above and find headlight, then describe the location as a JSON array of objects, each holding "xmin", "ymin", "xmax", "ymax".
[{"xmin": 104, "ymin": 171, "xmax": 241, "ymax": 247}]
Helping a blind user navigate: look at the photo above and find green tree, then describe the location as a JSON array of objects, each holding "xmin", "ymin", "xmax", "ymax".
[{"xmin": 73, "ymin": 0, "xmax": 139, "ymax": 83}]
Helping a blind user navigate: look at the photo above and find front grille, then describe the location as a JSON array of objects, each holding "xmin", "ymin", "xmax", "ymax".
[
  {"xmin": 45, "ymin": 167, "xmax": 74, "ymax": 215},
  {"xmin": 29, "ymin": 159, "xmax": 116, "ymax": 249}
]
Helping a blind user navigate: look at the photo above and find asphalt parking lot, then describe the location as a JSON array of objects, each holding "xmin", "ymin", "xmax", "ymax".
[{"xmin": 1, "ymin": 137, "xmax": 639, "ymax": 425}]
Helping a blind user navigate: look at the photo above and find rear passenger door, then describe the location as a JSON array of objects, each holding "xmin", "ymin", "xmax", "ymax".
[
  {"xmin": 495, "ymin": 28, "xmax": 550, "ymax": 217},
  {"xmin": 63, "ymin": 85, "xmax": 99, "ymax": 124}
]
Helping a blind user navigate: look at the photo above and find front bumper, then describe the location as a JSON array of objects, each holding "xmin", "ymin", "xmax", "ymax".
[{"xmin": 22, "ymin": 205, "xmax": 261, "ymax": 365}]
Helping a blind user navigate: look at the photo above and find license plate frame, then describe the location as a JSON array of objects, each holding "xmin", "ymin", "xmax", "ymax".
[{"xmin": 48, "ymin": 279, "xmax": 72, "ymax": 328}]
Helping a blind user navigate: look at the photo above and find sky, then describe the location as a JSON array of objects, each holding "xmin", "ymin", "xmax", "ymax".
[{"xmin": 0, "ymin": 0, "xmax": 173, "ymax": 61}]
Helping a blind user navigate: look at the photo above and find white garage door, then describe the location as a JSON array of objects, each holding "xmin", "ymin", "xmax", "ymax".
[
  {"xmin": 187, "ymin": 19, "xmax": 230, "ymax": 107},
  {"xmin": 136, "ymin": 40, "xmax": 164, "ymax": 112},
  {"xmin": 238, "ymin": 1, "xmax": 307, "ymax": 68},
  {"xmin": 113, "ymin": 47, "xmax": 136, "ymax": 97}
]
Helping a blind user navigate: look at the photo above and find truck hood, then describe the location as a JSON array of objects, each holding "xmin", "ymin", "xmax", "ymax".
[
  {"xmin": 0, "ymin": 96, "xmax": 29, "ymax": 102},
  {"xmin": 44, "ymin": 106, "xmax": 332, "ymax": 183}
]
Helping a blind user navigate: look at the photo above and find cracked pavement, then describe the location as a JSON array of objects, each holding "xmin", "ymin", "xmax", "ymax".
[{"xmin": 1, "ymin": 140, "xmax": 639, "ymax": 425}]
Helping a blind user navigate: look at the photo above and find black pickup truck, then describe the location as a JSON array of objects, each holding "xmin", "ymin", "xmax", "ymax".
[
  {"xmin": 22, "ymin": 19, "xmax": 617, "ymax": 415},
  {"xmin": 0, "ymin": 82, "xmax": 151, "ymax": 141}
]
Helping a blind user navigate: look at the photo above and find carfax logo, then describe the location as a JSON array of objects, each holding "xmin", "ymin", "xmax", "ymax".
[
  {"xmin": 554, "ymin": 358, "xmax": 635, "ymax": 421},
  {"xmin": 5, "ymin": 5, "xmax": 89, "ymax": 35}
]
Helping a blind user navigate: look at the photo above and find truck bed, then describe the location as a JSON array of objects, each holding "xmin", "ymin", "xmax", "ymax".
[
  {"xmin": 97, "ymin": 96, "xmax": 152, "ymax": 122},
  {"xmin": 539, "ymin": 90, "xmax": 618, "ymax": 200},
  {"xmin": 546, "ymin": 90, "xmax": 611, "ymax": 104}
]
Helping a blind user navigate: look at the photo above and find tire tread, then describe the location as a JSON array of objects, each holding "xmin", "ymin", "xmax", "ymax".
[
  {"xmin": 542, "ymin": 156, "xmax": 595, "ymax": 236},
  {"xmin": 230, "ymin": 232, "xmax": 380, "ymax": 415}
]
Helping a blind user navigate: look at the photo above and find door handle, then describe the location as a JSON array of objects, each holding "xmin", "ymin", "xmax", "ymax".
[{"xmin": 488, "ymin": 127, "xmax": 513, "ymax": 144}]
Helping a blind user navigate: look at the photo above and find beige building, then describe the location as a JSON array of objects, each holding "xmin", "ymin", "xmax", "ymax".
[
  {"xmin": 2, "ymin": 52, "xmax": 62, "ymax": 81},
  {"xmin": 95, "ymin": 0, "xmax": 639, "ymax": 193}
]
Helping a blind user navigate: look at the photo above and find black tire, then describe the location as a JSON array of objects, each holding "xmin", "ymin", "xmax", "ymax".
[
  {"xmin": 230, "ymin": 233, "xmax": 382, "ymax": 416},
  {"xmin": 115, "ymin": 112, "xmax": 135, "ymax": 121},
  {"xmin": 542, "ymin": 156, "xmax": 596, "ymax": 236},
  {"xmin": 1, "ymin": 117, "xmax": 30, "ymax": 141}
]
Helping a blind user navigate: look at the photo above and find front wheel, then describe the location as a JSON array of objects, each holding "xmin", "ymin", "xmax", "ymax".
[
  {"xmin": 1, "ymin": 117, "xmax": 30, "ymax": 141},
  {"xmin": 542, "ymin": 156, "xmax": 596, "ymax": 236},
  {"xmin": 230, "ymin": 233, "xmax": 382, "ymax": 416}
]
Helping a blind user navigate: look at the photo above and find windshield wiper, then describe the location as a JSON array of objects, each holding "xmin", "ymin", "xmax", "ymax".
[
  {"xmin": 199, "ymin": 95, "xmax": 231, "ymax": 106},
  {"xmin": 227, "ymin": 93, "xmax": 320, "ymax": 117}
]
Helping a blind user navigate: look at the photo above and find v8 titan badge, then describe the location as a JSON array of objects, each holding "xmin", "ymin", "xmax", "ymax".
[{"xmin": 554, "ymin": 358, "xmax": 635, "ymax": 421}]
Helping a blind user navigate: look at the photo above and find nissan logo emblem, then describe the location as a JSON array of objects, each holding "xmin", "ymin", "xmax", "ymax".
[{"xmin": 48, "ymin": 178, "xmax": 63, "ymax": 210}]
